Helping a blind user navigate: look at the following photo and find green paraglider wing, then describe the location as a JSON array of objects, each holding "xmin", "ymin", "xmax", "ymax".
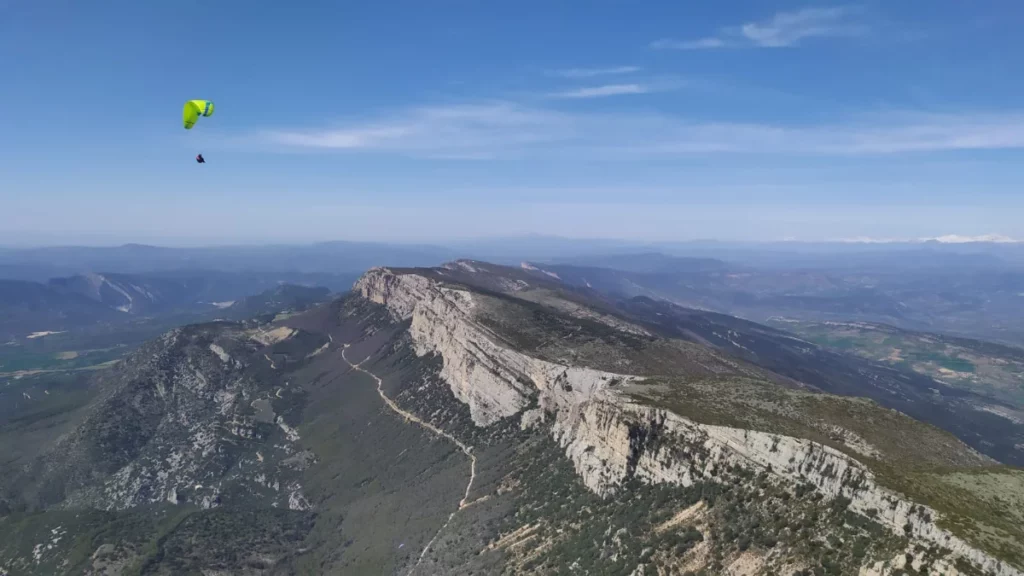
[{"xmin": 183, "ymin": 100, "xmax": 215, "ymax": 129}]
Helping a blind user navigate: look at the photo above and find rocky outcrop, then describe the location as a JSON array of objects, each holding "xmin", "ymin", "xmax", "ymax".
[
  {"xmin": 357, "ymin": 269, "xmax": 438, "ymax": 322},
  {"xmin": 39, "ymin": 326, "xmax": 310, "ymax": 514},
  {"xmin": 558, "ymin": 400, "xmax": 1019, "ymax": 576},
  {"xmin": 356, "ymin": 268, "xmax": 638, "ymax": 426},
  {"xmin": 354, "ymin": 267, "xmax": 1022, "ymax": 576}
]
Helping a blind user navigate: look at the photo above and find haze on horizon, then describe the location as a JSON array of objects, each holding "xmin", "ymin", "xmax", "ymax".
[{"xmin": 3, "ymin": 1, "xmax": 1023, "ymax": 244}]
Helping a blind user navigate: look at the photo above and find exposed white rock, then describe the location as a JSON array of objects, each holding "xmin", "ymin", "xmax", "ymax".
[
  {"xmin": 288, "ymin": 484, "xmax": 310, "ymax": 511},
  {"xmin": 354, "ymin": 267, "xmax": 1022, "ymax": 576},
  {"xmin": 276, "ymin": 417, "xmax": 301, "ymax": 442},
  {"xmin": 91, "ymin": 543, "xmax": 115, "ymax": 560},
  {"xmin": 357, "ymin": 269, "xmax": 438, "ymax": 322},
  {"xmin": 209, "ymin": 344, "xmax": 231, "ymax": 363},
  {"xmin": 520, "ymin": 408, "xmax": 546, "ymax": 430},
  {"xmin": 552, "ymin": 400, "xmax": 1019, "ymax": 576},
  {"xmin": 199, "ymin": 488, "xmax": 221, "ymax": 510},
  {"xmin": 357, "ymin": 268, "xmax": 638, "ymax": 426},
  {"xmin": 174, "ymin": 365, "xmax": 208, "ymax": 393},
  {"xmin": 58, "ymin": 337, "xmax": 310, "ymax": 517},
  {"xmin": 214, "ymin": 389, "xmax": 237, "ymax": 415}
]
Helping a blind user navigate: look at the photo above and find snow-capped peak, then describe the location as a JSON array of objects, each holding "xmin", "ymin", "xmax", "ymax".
[
  {"xmin": 929, "ymin": 234, "xmax": 1019, "ymax": 244},
  {"xmin": 836, "ymin": 234, "xmax": 1020, "ymax": 244}
]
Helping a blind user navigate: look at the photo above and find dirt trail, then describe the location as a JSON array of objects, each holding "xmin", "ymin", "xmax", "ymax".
[{"xmin": 340, "ymin": 345, "xmax": 477, "ymax": 573}]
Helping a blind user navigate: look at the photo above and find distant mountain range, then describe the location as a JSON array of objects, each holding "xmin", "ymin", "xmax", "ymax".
[
  {"xmin": 0, "ymin": 279, "xmax": 127, "ymax": 339},
  {"xmin": 3, "ymin": 238, "xmax": 1024, "ymax": 280},
  {"xmin": 528, "ymin": 255, "xmax": 1024, "ymax": 346},
  {"xmin": 0, "ymin": 270, "xmax": 351, "ymax": 339},
  {"xmin": 0, "ymin": 242, "xmax": 455, "ymax": 278},
  {"xmin": 4, "ymin": 238, "xmax": 1024, "ymax": 346},
  {"xmin": 220, "ymin": 284, "xmax": 332, "ymax": 321}
]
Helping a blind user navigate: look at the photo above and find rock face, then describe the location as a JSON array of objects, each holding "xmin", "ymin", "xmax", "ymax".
[
  {"xmin": 32, "ymin": 325, "xmax": 310, "ymax": 513},
  {"xmin": 355, "ymin": 267, "xmax": 1022, "ymax": 576},
  {"xmin": 357, "ymin": 269, "xmax": 638, "ymax": 426},
  {"xmin": 558, "ymin": 401, "xmax": 1017, "ymax": 576}
]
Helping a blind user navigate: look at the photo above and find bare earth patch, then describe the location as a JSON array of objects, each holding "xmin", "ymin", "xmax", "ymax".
[
  {"xmin": 250, "ymin": 327, "xmax": 295, "ymax": 346},
  {"xmin": 726, "ymin": 550, "xmax": 767, "ymax": 575},
  {"xmin": 655, "ymin": 501, "xmax": 705, "ymax": 534}
]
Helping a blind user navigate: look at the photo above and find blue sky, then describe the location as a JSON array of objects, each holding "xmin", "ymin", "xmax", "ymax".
[{"xmin": 2, "ymin": 0, "xmax": 1023, "ymax": 245}]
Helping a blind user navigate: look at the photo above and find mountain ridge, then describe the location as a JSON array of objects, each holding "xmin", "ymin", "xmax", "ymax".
[
  {"xmin": 352, "ymin": 263, "xmax": 1023, "ymax": 574},
  {"xmin": 1, "ymin": 260, "xmax": 1022, "ymax": 575}
]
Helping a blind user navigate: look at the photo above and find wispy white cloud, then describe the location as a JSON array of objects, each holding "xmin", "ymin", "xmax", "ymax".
[
  {"xmin": 264, "ymin": 103, "xmax": 572, "ymax": 159},
  {"xmin": 652, "ymin": 6, "xmax": 865, "ymax": 50},
  {"xmin": 262, "ymin": 102, "xmax": 1024, "ymax": 159},
  {"xmin": 547, "ymin": 66, "xmax": 641, "ymax": 78},
  {"xmin": 271, "ymin": 126, "xmax": 413, "ymax": 149},
  {"xmin": 650, "ymin": 38, "xmax": 726, "ymax": 50},
  {"xmin": 629, "ymin": 112, "xmax": 1024, "ymax": 154},
  {"xmin": 548, "ymin": 83, "xmax": 651, "ymax": 99},
  {"xmin": 741, "ymin": 6, "xmax": 865, "ymax": 47}
]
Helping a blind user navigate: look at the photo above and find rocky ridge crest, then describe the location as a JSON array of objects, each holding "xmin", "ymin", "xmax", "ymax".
[{"xmin": 356, "ymin": 266, "xmax": 1021, "ymax": 576}]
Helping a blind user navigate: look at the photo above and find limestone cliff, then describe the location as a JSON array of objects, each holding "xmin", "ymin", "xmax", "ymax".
[
  {"xmin": 556, "ymin": 400, "xmax": 1016, "ymax": 576},
  {"xmin": 357, "ymin": 268, "xmax": 637, "ymax": 426},
  {"xmin": 355, "ymin": 267, "xmax": 1022, "ymax": 576}
]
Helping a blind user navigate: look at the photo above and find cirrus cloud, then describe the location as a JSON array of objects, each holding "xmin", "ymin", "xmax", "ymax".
[
  {"xmin": 262, "ymin": 103, "xmax": 1024, "ymax": 160},
  {"xmin": 652, "ymin": 6, "xmax": 865, "ymax": 50},
  {"xmin": 547, "ymin": 83, "xmax": 652, "ymax": 99},
  {"xmin": 546, "ymin": 66, "xmax": 641, "ymax": 78}
]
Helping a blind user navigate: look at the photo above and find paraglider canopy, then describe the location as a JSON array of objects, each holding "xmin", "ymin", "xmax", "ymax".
[{"xmin": 183, "ymin": 100, "xmax": 214, "ymax": 129}]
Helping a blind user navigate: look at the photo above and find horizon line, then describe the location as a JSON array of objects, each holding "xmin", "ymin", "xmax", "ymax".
[{"xmin": 1, "ymin": 234, "xmax": 1021, "ymax": 251}]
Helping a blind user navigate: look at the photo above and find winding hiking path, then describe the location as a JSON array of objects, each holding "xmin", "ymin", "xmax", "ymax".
[{"xmin": 340, "ymin": 344, "xmax": 477, "ymax": 573}]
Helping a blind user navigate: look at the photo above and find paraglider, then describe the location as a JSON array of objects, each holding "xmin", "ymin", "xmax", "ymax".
[
  {"xmin": 183, "ymin": 99, "xmax": 214, "ymax": 162},
  {"xmin": 183, "ymin": 99, "xmax": 214, "ymax": 129}
]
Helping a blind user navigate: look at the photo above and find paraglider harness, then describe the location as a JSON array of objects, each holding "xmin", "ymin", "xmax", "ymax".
[{"xmin": 196, "ymin": 154, "xmax": 206, "ymax": 164}]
